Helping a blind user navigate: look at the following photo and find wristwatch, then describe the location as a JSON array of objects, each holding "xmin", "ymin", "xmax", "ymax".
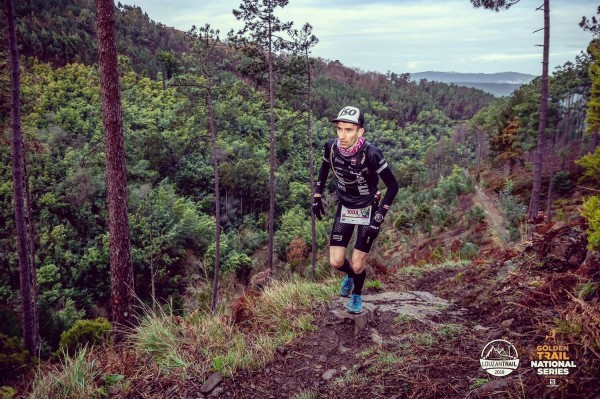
[{"xmin": 374, "ymin": 212, "xmax": 384, "ymax": 223}]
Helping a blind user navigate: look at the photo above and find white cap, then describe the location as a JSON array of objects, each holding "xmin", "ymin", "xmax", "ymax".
[{"xmin": 330, "ymin": 106, "xmax": 364, "ymax": 126}]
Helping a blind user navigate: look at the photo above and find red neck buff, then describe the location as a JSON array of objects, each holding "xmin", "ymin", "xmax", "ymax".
[{"xmin": 337, "ymin": 136, "xmax": 365, "ymax": 157}]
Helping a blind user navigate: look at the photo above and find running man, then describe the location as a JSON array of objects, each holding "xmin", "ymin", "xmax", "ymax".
[{"xmin": 312, "ymin": 106, "xmax": 399, "ymax": 314}]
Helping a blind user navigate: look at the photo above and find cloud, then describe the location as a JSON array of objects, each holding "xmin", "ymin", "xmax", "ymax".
[{"xmin": 121, "ymin": 0, "xmax": 597, "ymax": 75}]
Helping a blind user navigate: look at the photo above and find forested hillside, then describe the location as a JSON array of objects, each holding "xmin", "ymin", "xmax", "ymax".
[
  {"xmin": 1, "ymin": 1, "xmax": 599, "ymax": 398},
  {"xmin": 0, "ymin": 0, "xmax": 495, "ymax": 334}
]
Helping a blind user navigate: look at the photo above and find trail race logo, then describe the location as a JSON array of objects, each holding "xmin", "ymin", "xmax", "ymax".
[
  {"xmin": 480, "ymin": 339, "xmax": 520, "ymax": 376},
  {"xmin": 531, "ymin": 329, "xmax": 576, "ymax": 379}
]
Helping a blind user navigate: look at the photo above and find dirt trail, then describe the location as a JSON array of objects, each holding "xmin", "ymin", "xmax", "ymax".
[
  {"xmin": 220, "ymin": 290, "xmax": 475, "ymax": 399},
  {"xmin": 473, "ymin": 184, "xmax": 510, "ymax": 248}
]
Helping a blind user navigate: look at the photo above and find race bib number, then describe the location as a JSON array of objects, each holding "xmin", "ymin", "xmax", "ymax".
[{"xmin": 340, "ymin": 204, "xmax": 371, "ymax": 225}]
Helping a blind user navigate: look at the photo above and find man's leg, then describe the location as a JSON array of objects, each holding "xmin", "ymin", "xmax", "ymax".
[
  {"xmin": 331, "ymin": 246, "xmax": 356, "ymax": 297},
  {"xmin": 350, "ymin": 249, "xmax": 368, "ymax": 295},
  {"xmin": 347, "ymin": 222, "xmax": 378, "ymax": 313},
  {"xmin": 329, "ymin": 204, "xmax": 357, "ymax": 296},
  {"xmin": 329, "ymin": 245, "xmax": 348, "ymax": 269}
]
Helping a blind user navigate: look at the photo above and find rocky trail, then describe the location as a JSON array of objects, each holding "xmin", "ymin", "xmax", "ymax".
[
  {"xmin": 217, "ymin": 289, "xmax": 475, "ymax": 399},
  {"xmin": 196, "ymin": 247, "xmax": 598, "ymax": 399},
  {"xmin": 192, "ymin": 192, "xmax": 599, "ymax": 399}
]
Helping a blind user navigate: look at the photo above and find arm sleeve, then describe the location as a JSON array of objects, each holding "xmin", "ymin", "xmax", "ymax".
[
  {"xmin": 314, "ymin": 161, "xmax": 330, "ymax": 195},
  {"xmin": 376, "ymin": 164, "xmax": 399, "ymax": 219},
  {"xmin": 314, "ymin": 140, "xmax": 332, "ymax": 195},
  {"xmin": 366, "ymin": 144, "xmax": 398, "ymax": 218}
]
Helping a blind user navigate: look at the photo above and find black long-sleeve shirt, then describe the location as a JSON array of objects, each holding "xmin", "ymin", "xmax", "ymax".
[{"xmin": 315, "ymin": 139, "xmax": 399, "ymax": 218}]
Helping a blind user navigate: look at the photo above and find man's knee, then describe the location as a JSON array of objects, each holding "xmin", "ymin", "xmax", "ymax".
[
  {"xmin": 330, "ymin": 255, "xmax": 344, "ymax": 268},
  {"xmin": 351, "ymin": 251, "xmax": 368, "ymax": 273}
]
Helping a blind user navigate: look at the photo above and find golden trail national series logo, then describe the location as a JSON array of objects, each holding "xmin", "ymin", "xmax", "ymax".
[
  {"xmin": 531, "ymin": 329, "xmax": 577, "ymax": 377},
  {"xmin": 480, "ymin": 339, "xmax": 520, "ymax": 376}
]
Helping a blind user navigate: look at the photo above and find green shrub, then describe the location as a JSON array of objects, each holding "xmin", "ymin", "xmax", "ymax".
[
  {"xmin": 204, "ymin": 232, "xmax": 254, "ymax": 274},
  {"xmin": 394, "ymin": 212, "xmax": 412, "ymax": 231},
  {"xmin": 580, "ymin": 195, "xmax": 600, "ymax": 250},
  {"xmin": 415, "ymin": 203, "xmax": 431, "ymax": 222},
  {"xmin": 431, "ymin": 205, "xmax": 456, "ymax": 229},
  {"xmin": 57, "ymin": 318, "xmax": 111, "ymax": 356},
  {"xmin": 0, "ymin": 386, "xmax": 16, "ymax": 399},
  {"xmin": 499, "ymin": 180, "xmax": 526, "ymax": 235},
  {"xmin": 0, "ymin": 334, "xmax": 30, "ymax": 382},
  {"xmin": 460, "ymin": 242, "xmax": 479, "ymax": 260},
  {"xmin": 435, "ymin": 166, "xmax": 475, "ymax": 202},
  {"xmin": 466, "ymin": 205, "xmax": 485, "ymax": 224},
  {"xmin": 551, "ymin": 171, "xmax": 571, "ymax": 194}
]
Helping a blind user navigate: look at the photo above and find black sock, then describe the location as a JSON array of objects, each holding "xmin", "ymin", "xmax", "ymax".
[
  {"xmin": 337, "ymin": 258, "xmax": 355, "ymax": 277},
  {"xmin": 352, "ymin": 270, "xmax": 366, "ymax": 295}
]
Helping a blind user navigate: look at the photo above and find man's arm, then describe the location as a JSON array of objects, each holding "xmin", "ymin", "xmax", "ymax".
[
  {"xmin": 312, "ymin": 142, "xmax": 332, "ymax": 220},
  {"xmin": 375, "ymin": 167, "xmax": 399, "ymax": 221},
  {"xmin": 314, "ymin": 160, "xmax": 330, "ymax": 197}
]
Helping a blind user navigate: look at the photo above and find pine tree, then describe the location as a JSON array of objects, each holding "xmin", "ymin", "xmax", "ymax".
[
  {"xmin": 229, "ymin": 0, "xmax": 293, "ymax": 270},
  {"xmin": 289, "ymin": 23, "xmax": 318, "ymax": 278},
  {"xmin": 4, "ymin": 0, "xmax": 39, "ymax": 355},
  {"xmin": 471, "ymin": 0, "xmax": 550, "ymax": 218},
  {"xmin": 189, "ymin": 24, "xmax": 223, "ymax": 312},
  {"xmin": 577, "ymin": 9, "xmax": 600, "ymax": 251},
  {"xmin": 96, "ymin": 0, "xmax": 135, "ymax": 334}
]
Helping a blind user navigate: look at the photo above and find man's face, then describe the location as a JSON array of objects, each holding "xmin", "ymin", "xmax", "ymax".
[{"xmin": 336, "ymin": 122, "xmax": 364, "ymax": 149}]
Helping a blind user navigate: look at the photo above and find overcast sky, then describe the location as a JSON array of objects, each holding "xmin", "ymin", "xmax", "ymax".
[{"xmin": 121, "ymin": 0, "xmax": 597, "ymax": 76}]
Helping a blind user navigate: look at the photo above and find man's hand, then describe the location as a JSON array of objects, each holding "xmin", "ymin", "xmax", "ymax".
[
  {"xmin": 364, "ymin": 212, "xmax": 384, "ymax": 244},
  {"xmin": 312, "ymin": 196, "xmax": 325, "ymax": 220}
]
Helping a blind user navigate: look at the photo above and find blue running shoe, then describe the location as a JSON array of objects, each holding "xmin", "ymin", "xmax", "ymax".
[
  {"xmin": 347, "ymin": 294, "xmax": 363, "ymax": 314},
  {"xmin": 339, "ymin": 275, "xmax": 354, "ymax": 297}
]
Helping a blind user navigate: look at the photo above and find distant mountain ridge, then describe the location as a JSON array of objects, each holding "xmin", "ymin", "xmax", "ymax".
[
  {"xmin": 410, "ymin": 71, "xmax": 535, "ymax": 84},
  {"xmin": 409, "ymin": 71, "xmax": 536, "ymax": 97}
]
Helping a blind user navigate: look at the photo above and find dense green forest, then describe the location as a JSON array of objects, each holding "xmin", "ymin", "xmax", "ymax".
[
  {"xmin": 1, "ymin": 0, "xmax": 599, "ymax": 397},
  {"xmin": 0, "ymin": 0, "xmax": 497, "ymax": 347}
]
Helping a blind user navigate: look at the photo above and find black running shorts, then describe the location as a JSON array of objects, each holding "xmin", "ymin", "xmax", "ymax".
[{"xmin": 329, "ymin": 202, "xmax": 376, "ymax": 253}]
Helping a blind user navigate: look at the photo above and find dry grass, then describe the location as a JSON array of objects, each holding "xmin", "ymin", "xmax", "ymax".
[
  {"xmin": 131, "ymin": 276, "xmax": 337, "ymax": 378},
  {"xmin": 28, "ymin": 276, "xmax": 338, "ymax": 399},
  {"xmin": 29, "ymin": 347, "xmax": 101, "ymax": 399}
]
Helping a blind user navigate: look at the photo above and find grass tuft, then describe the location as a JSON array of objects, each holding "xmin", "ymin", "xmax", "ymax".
[
  {"xmin": 365, "ymin": 279, "xmax": 384, "ymax": 290},
  {"xmin": 131, "ymin": 276, "xmax": 337, "ymax": 377},
  {"xmin": 393, "ymin": 314, "xmax": 415, "ymax": 325},
  {"xmin": 414, "ymin": 332, "xmax": 437, "ymax": 347},
  {"xmin": 577, "ymin": 281, "xmax": 598, "ymax": 300},
  {"xmin": 132, "ymin": 309, "xmax": 190, "ymax": 371},
  {"xmin": 470, "ymin": 377, "xmax": 488, "ymax": 389},
  {"xmin": 29, "ymin": 347, "xmax": 101, "ymax": 399},
  {"xmin": 292, "ymin": 388, "xmax": 318, "ymax": 399},
  {"xmin": 437, "ymin": 323, "xmax": 463, "ymax": 338}
]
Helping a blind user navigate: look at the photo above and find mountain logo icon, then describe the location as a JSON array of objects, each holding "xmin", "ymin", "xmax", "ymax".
[{"xmin": 480, "ymin": 339, "xmax": 520, "ymax": 376}]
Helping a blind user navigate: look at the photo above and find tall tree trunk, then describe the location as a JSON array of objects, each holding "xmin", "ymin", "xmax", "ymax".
[
  {"xmin": 209, "ymin": 85, "xmax": 222, "ymax": 313},
  {"xmin": 23, "ymin": 148, "xmax": 39, "ymax": 347},
  {"xmin": 307, "ymin": 52, "xmax": 317, "ymax": 280},
  {"xmin": 96, "ymin": 0, "xmax": 135, "ymax": 334},
  {"xmin": 529, "ymin": 0, "xmax": 550, "ymax": 219},
  {"xmin": 476, "ymin": 128, "xmax": 482, "ymax": 174},
  {"xmin": 267, "ymin": 7, "xmax": 276, "ymax": 270},
  {"xmin": 561, "ymin": 97, "xmax": 572, "ymax": 147},
  {"xmin": 546, "ymin": 174, "xmax": 553, "ymax": 219},
  {"xmin": 149, "ymin": 194, "xmax": 156, "ymax": 311},
  {"xmin": 5, "ymin": 0, "xmax": 38, "ymax": 354}
]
